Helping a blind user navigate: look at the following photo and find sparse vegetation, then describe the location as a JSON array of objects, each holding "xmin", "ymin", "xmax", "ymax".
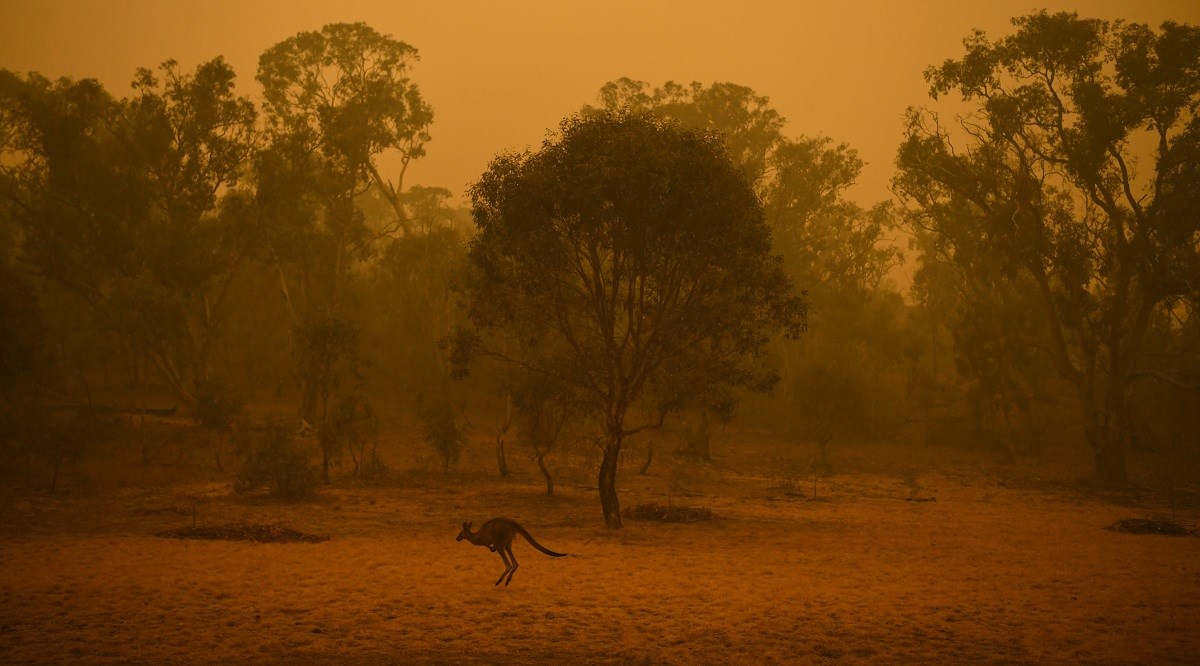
[
  {"xmin": 624, "ymin": 502, "xmax": 714, "ymax": 523},
  {"xmin": 1, "ymin": 7, "xmax": 1198, "ymax": 664},
  {"xmin": 234, "ymin": 424, "xmax": 320, "ymax": 500},
  {"xmin": 419, "ymin": 393, "xmax": 465, "ymax": 474},
  {"xmin": 158, "ymin": 522, "xmax": 329, "ymax": 543}
]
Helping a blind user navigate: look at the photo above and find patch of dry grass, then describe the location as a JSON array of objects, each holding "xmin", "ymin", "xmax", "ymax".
[{"xmin": 2, "ymin": 430, "xmax": 1199, "ymax": 663}]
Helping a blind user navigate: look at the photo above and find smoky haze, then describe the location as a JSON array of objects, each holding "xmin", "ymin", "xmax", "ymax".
[
  {"xmin": 2, "ymin": 2, "xmax": 1200, "ymax": 664},
  {"xmin": 3, "ymin": 0, "xmax": 1196, "ymax": 206}
]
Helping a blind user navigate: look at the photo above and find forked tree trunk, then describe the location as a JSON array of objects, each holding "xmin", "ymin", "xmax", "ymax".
[{"xmin": 599, "ymin": 430, "xmax": 623, "ymax": 528}]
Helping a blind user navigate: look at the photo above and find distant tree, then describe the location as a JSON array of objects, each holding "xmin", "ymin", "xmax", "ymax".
[
  {"xmin": 257, "ymin": 22, "xmax": 434, "ymax": 419},
  {"xmin": 908, "ymin": 225, "xmax": 1057, "ymax": 457},
  {"xmin": 0, "ymin": 265, "xmax": 47, "ymax": 480},
  {"xmin": 595, "ymin": 79, "xmax": 785, "ymax": 187},
  {"xmin": 0, "ymin": 59, "xmax": 257, "ymax": 414},
  {"xmin": 257, "ymin": 21, "xmax": 433, "ymax": 307},
  {"xmin": 258, "ymin": 22, "xmax": 433, "ymax": 229},
  {"xmin": 790, "ymin": 363, "xmax": 869, "ymax": 468},
  {"xmin": 509, "ymin": 368, "xmax": 581, "ymax": 497},
  {"xmin": 456, "ymin": 111, "xmax": 806, "ymax": 527},
  {"xmin": 590, "ymin": 80, "xmax": 903, "ymax": 445},
  {"xmin": 419, "ymin": 392, "xmax": 464, "ymax": 474},
  {"xmin": 895, "ymin": 12, "xmax": 1200, "ymax": 483},
  {"xmin": 235, "ymin": 423, "xmax": 320, "ymax": 500},
  {"xmin": 295, "ymin": 311, "xmax": 362, "ymax": 483}
]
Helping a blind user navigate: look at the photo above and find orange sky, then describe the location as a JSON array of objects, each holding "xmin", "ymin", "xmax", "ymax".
[{"xmin": 2, "ymin": 1, "xmax": 1198, "ymax": 206}]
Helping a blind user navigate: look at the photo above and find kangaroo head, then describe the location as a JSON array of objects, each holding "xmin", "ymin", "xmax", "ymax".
[{"xmin": 456, "ymin": 521, "xmax": 474, "ymax": 542}]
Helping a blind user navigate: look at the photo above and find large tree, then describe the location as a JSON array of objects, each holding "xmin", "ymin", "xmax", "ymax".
[
  {"xmin": 895, "ymin": 12, "xmax": 1200, "ymax": 483},
  {"xmin": 591, "ymin": 80, "xmax": 903, "ymax": 446},
  {"xmin": 257, "ymin": 21, "xmax": 433, "ymax": 307},
  {"xmin": 457, "ymin": 112, "xmax": 806, "ymax": 527},
  {"xmin": 0, "ymin": 59, "xmax": 257, "ymax": 412},
  {"xmin": 256, "ymin": 22, "xmax": 434, "ymax": 419}
]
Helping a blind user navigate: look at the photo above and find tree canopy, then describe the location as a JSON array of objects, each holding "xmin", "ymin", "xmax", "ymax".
[
  {"xmin": 896, "ymin": 11, "xmax": 1200, "ymax": 482},
  {"xmin": 457, "ymin": 111, "xmax": 806, "ymax": 526}
]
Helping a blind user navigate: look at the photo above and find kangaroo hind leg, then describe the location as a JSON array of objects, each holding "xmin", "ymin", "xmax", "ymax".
[
  {"xmin": 503, "ymin": 545, "xmax": 519, "ymax": 586},
  {"xmin": 495, "ymin": 547, "xmax": 512, "ymax": 587}
]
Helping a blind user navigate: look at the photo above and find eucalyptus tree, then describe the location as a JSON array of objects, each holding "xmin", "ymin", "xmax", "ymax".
[
  {"xmin": 0, "ymin": 58, "xmax": 257, "ymax": 413},
  {"xmin": 256, "ymin": 21, "xmax": 434, "ymax": 311},
  {"xmin": 590, "ymin": 79, "xmax": 902, "ymax": 444},
  {"xmin": 895, "ymin": 12, "xmax": 1200, "ymax": 482},
  {"xmin": 256, "ymin": 22, "xmax": 434, "ymax": 420},
  {"xmin": 456, "ymin": 112, "xmax": 806, "ymax": 527}
]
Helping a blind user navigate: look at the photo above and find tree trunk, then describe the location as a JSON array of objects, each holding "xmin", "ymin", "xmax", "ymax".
[
  {"xmin": 639, "ymin": 442, "xmax": 654, "ymax": 475},
  {"xmin": 536, "ymin": 451, "xmax": 554, "ymax": 497},
  {"xmin": 496, "ymin": 435, "xmax": 510, "ymax": 478},
  {"xmin": 496, "ymin": 393, "xmax": 512, "ymax": 478},
  {"xmin": 1082, "ymin": 378, "xmax": 1130, "ymax": 485},
  {"xmin": 299, "ymin": 380, "xmax": 318, "ymax": 423},
  {"xmin": 320, "ymin": 391, "xmax": 330, "ymax": 484},
  {"xmin": 685, "ymin": 407, "xmax": 711, "ymax": 461},
  {"xmin": 598, "ymin": 430, "xmax": 623, "ymax": 528},
  {"xmin": 1088, "ymin": 419, "xmax": 1129, "ymax": 485}
]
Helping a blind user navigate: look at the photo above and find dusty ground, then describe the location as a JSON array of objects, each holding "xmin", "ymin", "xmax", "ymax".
[{"xmin": 2, "ymin": 430, "xmax": 1199, "ymax": 664}]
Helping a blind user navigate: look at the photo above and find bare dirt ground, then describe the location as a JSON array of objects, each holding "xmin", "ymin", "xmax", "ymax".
[{"xmin": 2, "ymin": 428, "xmax": 1199, "ymax": 664}]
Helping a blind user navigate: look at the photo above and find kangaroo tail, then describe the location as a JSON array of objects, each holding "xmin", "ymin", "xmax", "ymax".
[{"xmin": 515, "ymin": 523, "xmax": 567, "ymax": 557}]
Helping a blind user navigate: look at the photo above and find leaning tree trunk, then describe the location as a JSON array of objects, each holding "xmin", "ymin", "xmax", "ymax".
[
  {"xmin": 598, "ymin": 429, "xmax": 623, "ymax": 528},
  {"xmin": 639, "ymin": 442, "xmax": 654, "ymax": 475},
  {"xmin": 535, "ymin": 450, "xmax": 554, "ymax": 497}
]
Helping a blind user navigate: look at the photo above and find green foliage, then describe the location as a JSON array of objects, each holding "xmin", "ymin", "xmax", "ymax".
[
  {"xmin": 460, "ymin": 110, "xmax": 806, "ymax": 526},
  {"xmin": 419, "ymin": 394, "xmax": 464, "ymax": 474},
  {"xmin": 234, "ymin": 424, "xmax": 320, "ymax": 500},
  {"xmin": 327, "ymin": 394, "xmax": 383, "ymax": 479},
  {"xmin": 791, "ymin": 363, "xmax": 870, "ymax": 466},
  {"xmin": 463, "ymin": 111, "xmax": 806, "ymax": 412},
  {"xmin": 0, "ymin": 59, "xmax": 258, "ymax": 412},
  {"xmin": 193, "ymin": 380, "xmax": 244, "ymax": 434},
  {"xmin": 257, "ymin": 22, "xmax": 433, "ymax": 232},
  {"xmin": 591, "ymin": 79, "xmax": 905, "ymax": 442},
  {"xmin": 0, "ymin": 266, "xmax": 45, "ymax": 401},
  {"xmin": 895, "ymin": 12, "xmax": 1200, "ymax": 482},
  {"xmin": 296, "ymin": 311, "xmax": 362, "ymax": 414}
]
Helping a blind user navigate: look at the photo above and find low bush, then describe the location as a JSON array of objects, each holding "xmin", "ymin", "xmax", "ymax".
[{"xmin": 234, "ymin": 424, "xmax": 319, "ymax": 500}]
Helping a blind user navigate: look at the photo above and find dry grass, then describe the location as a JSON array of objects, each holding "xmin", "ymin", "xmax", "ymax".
[{"xmin": 2, "ymin": 428, "xmax": 1199, "ymax": 664}]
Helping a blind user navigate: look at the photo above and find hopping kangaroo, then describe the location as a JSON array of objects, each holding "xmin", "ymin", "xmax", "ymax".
[{"xmin": 456, "ymin": 518, "xmax": 566, "ymax": 586}]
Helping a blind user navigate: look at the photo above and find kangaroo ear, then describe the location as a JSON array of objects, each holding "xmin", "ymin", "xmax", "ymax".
[
  {"xmin": 466, "ymin": 521, "xmax": 473, "ymax": 529},
  {"xmin": 462, "ymin": 521, "xmax": 471, "ymax": 529}
]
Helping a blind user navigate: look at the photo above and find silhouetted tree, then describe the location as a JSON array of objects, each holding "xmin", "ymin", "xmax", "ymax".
[
  {"xmin": 590, "ymin": 80, "xmax": 903, "ymax": 445},
  {"xmin": 896, "ymin": 12, "xmax": 1200, "ymax": 483},
  {"xmin": 0, "ymin": 59, "xmax": 257, "ymax": 414},
  {"xmin": 257, "ymin": 22, "xmax": 434, "ymax": 419},
  {"xmin": 295, "ymin": 311, "xmax": 362, "ymax": 482},
  {"xmin": 456, "ymin": 111, "xmax": 806, "ymax": 527}
]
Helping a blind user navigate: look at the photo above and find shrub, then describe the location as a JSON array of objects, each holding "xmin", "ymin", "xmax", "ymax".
[
  {"xmin": 419, "ymin": 394, "xmax": 463, "ymax": 473},
  {"xmin": 234, "ymin": 424, "xmax": 319, "ymax": 499}
]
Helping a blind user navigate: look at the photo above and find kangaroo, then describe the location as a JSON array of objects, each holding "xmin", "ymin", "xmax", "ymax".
[{"xmin": 456, "ymin": 518, "xmax": 566, "ymax": 586}]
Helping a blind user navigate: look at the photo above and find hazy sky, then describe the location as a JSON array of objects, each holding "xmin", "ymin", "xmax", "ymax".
[{"xmin": 2, "ymin": 1, "xmax": 1198, "ymax": 206}]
